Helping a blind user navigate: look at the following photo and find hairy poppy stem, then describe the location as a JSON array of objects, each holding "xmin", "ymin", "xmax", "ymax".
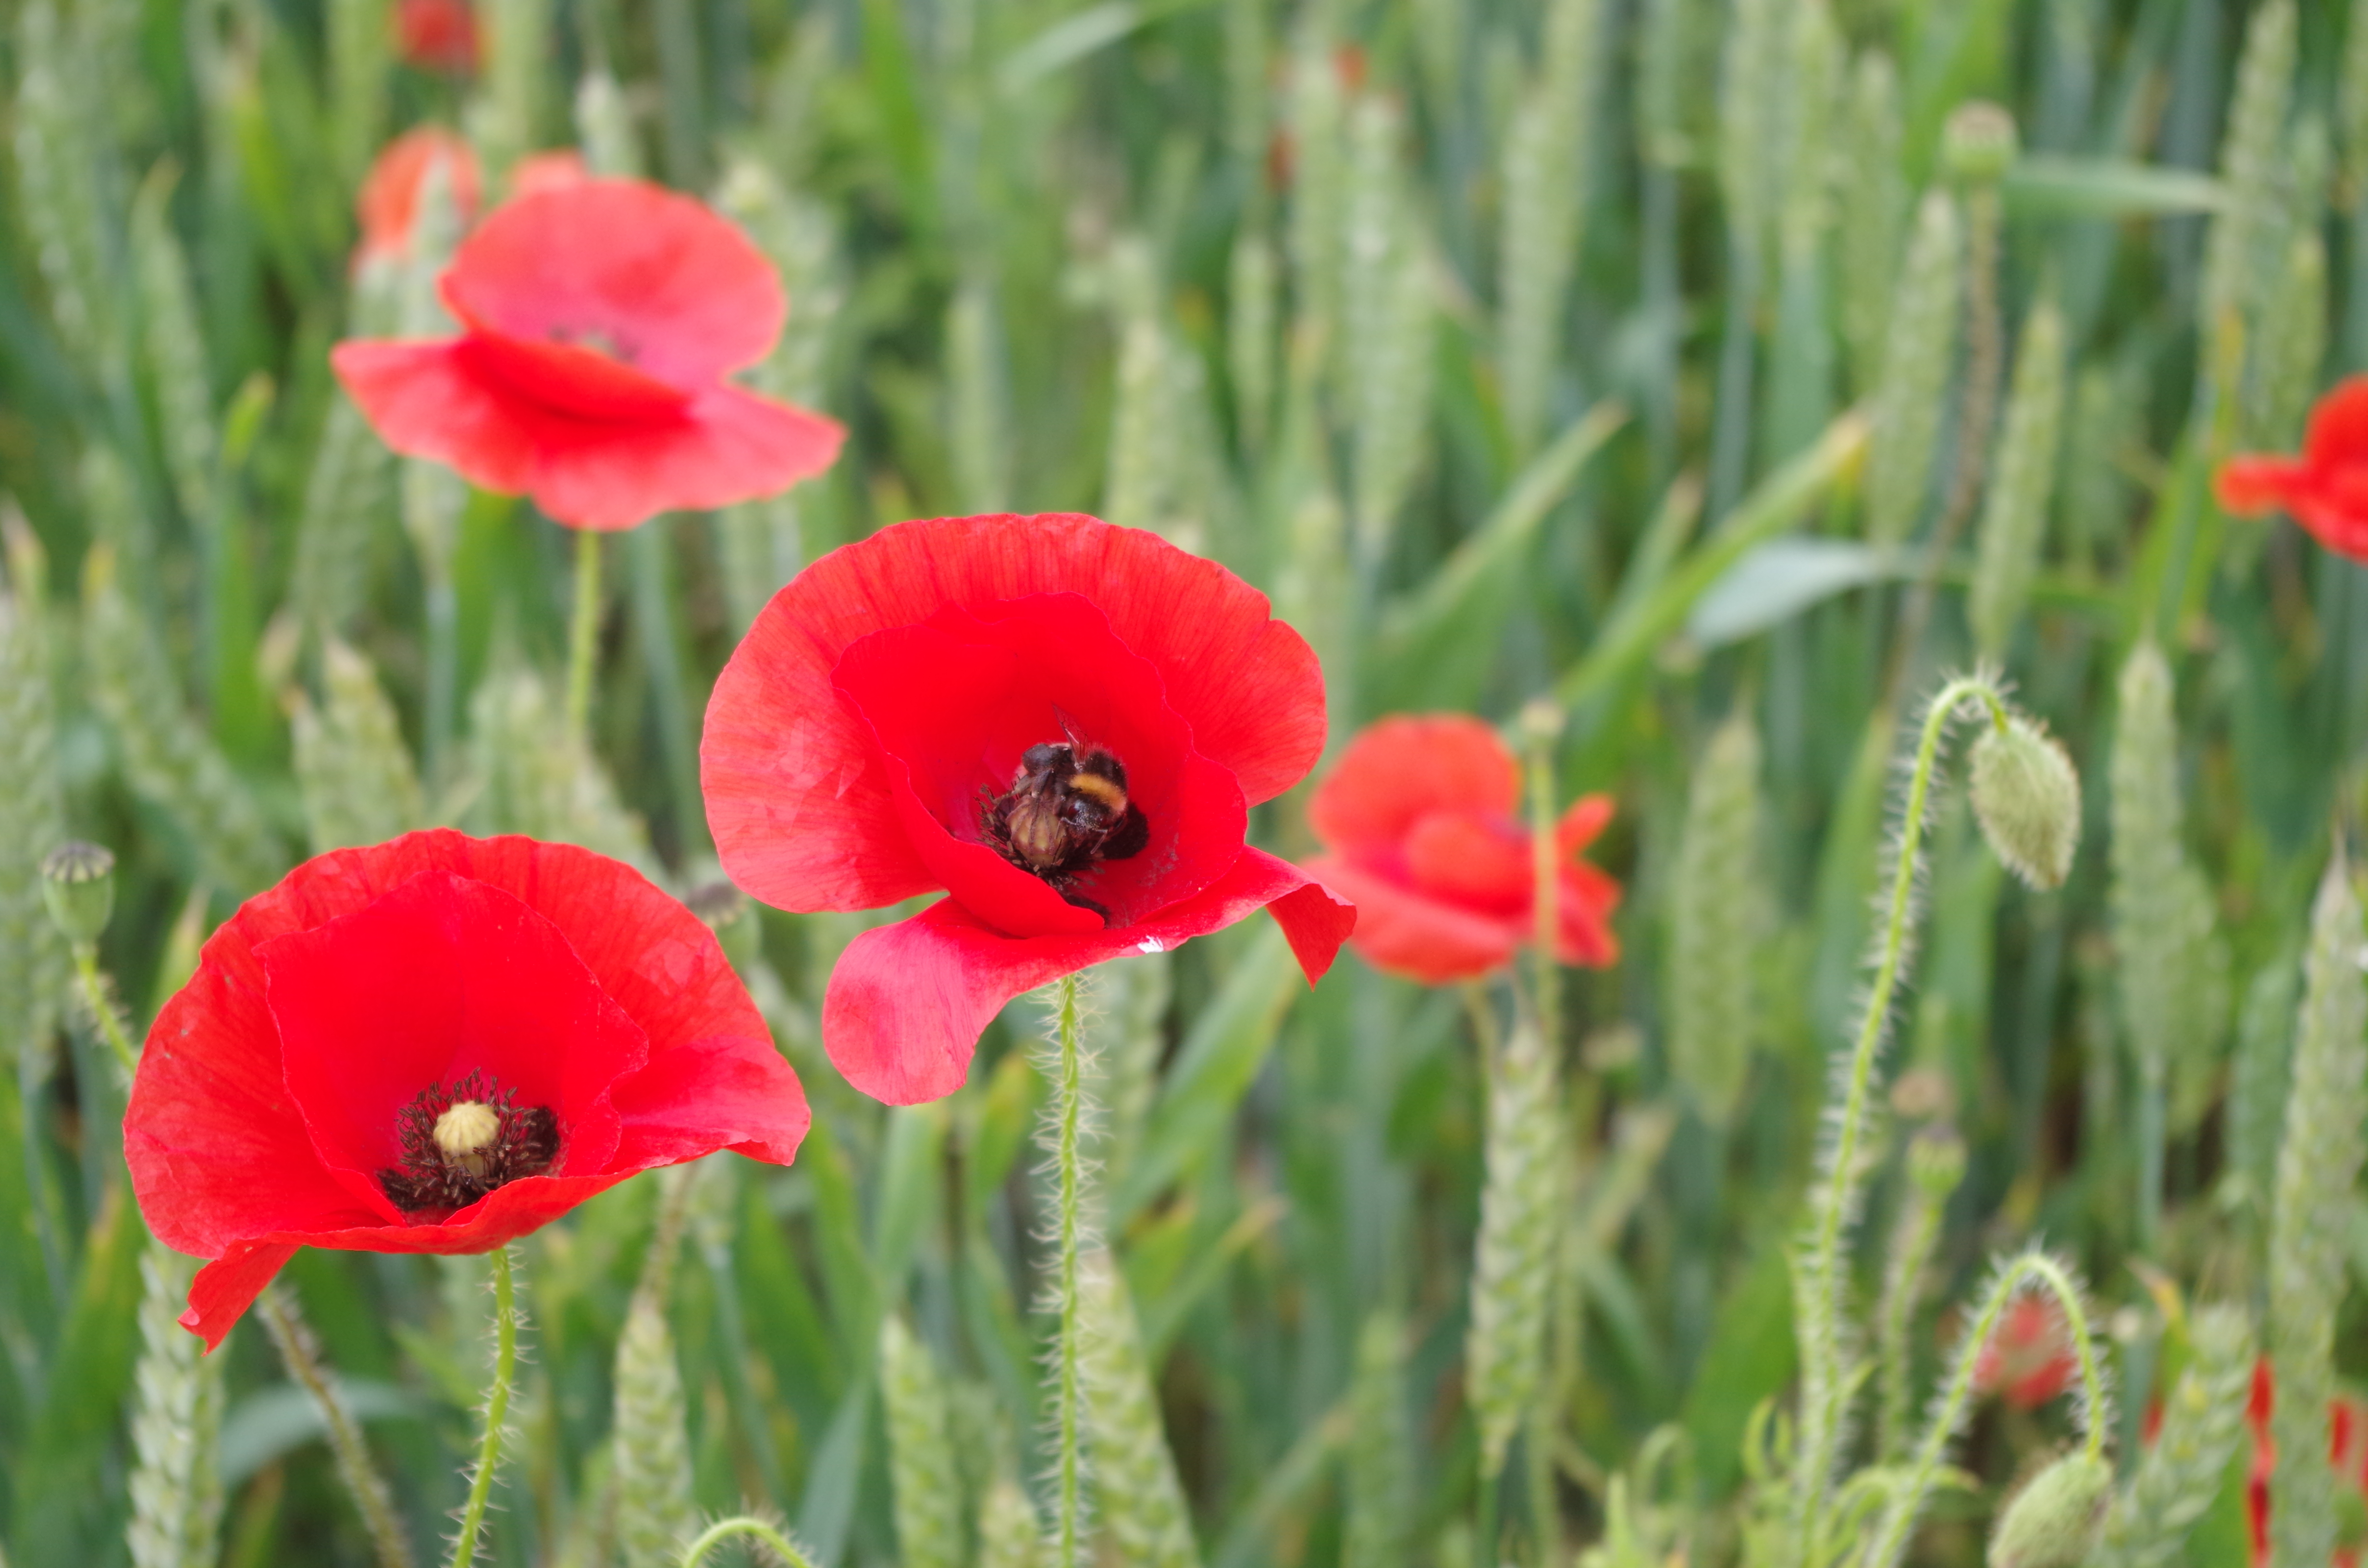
[
  {"xmin": 677, "ymin": 1515, "xmax": 822, "ymax": 1568},
  {"xmin": 258, "ymin": 1285, "xmax": 414, "ymax": 1568},
  {"xmin": 68, "ymin": 943, "xmax": 136, "ymax": 1083},
  {"xmin": 1052, "ymin": 972, "xmax": 1087, "ymax": 1568},
  {"xmin": 1791, "ymin": 674, "xmax": 2008, "ymax": 1559},
  {"xmin": 1861, "ymin": 1251, "xmax": 2106, "ymax": 1568},
  {"xmin": 451, "ymin": 1246, "xmax": 519, "ymax": 1568},
  {"xmin": 565, "ymin": 528, "xmax": 603, "ymax": 742}
]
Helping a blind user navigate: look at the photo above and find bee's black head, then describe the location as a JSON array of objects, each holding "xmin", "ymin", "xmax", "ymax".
[{"xmin": 1020, "ymin": 742, "xmax": 1073, "ymax": 775}]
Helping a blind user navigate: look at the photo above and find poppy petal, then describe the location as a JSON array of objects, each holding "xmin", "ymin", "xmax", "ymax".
[
  {"xmin": 440, "ymin": 179, "xmax": 785, "ymax": 383},
  {"xmin": 1404, "ymin": 810, "xmax": 1531, "ymax": 915},
  {"xmin": 821, "ymin": 848, "xmax": 1351, "ymax": 1104},
  {"xmin": 332, "ymin": 338, "xmax": 539, "ymax": 494},
  {"xmin": 1302, "ymin": 854, "xmax": 1520, "ymax": 983},
  {"xmin": 609, "ymin": 1034, "xmax": 811, "ymax": 1168},
  {"xmin": 2302, "ymin": 376, "xmax": 2368, "ymax": 466},
  {"xmin": 1309, "ymin": 714, "xmax": 1519, "ymax": 853},
  {"xmin": 520, "ymin": 384, "xmax": 843, "ymax": 531},
  {"xmin": 181, "ymin": 1239, "xmax": 301, "ymax": 1352},
  {"xmin": 705, "ymin": 515, "xmax": 1324, "ymax": 916}
]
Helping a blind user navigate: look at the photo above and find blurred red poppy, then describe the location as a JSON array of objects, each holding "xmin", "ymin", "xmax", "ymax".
[
  {"xmin": 396, "ymin": 0, "xmax": 478, "ymax": 73},
  {"xmin": 702, "ymin": 511, "xmax": 1355, "ymax": 1105},
  {"xmin": 1970, "ymin": 1293, "xmax": 2077, "ymax": 1409},
  {"xmin": 510, "ymin": 149, "xmax": 589, "ymax": 199},
  {"xmin": 125, "ymin": 831, "xmax": 808, "ymax": 1350},
  {"xmin": 332, "ymin": 177, "xmax": 843, "ymax": 530},
  {"xmin": 1298, "ymin": 713, "xmax": 1619, "ymax": 985},
  {"xmin": 2217, "ymin": 377, "xmax": 2368, "ymax": 560},
  {"xmin": 355, "ymin": 126, "xmax": 480, "ymax": 266},
  {"xmin": 2246, "ymin": 1358, "xmax": 2368, "ymax": 1567}
]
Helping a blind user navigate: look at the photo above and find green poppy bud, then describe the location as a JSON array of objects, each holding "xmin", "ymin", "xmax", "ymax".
[
  {"xmin": 40, "ymin": 840, "xmax": 116, "ymax": 948},
  {"xmin": 1969, "ymin": 717, "xmax": 2082, "ymax": 891},
  {"xmin": 1989, "ymin": 1451, "xmax": 2111, "ymax": 1568},
  {"xmin": 1908, "ymin": 1127, "xmax": 1967, "ymax": 1199},
  {"xmin": 1944, "ymin": 101, "xmax": 2020, "ymax": 185}
]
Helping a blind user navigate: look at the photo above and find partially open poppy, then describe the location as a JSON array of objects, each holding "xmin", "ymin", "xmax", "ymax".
[
  {"xmin": 1298, "ymin": 713, "xmax": 1619, "ymax": 985},
  {"xmin": 1970, "ymin": 1293, "xmax": 2077, "ymax": 1410},
  {"xmin": 2218, "ymin": 377, "xmax": 2368, "ymax": 560},
  {"xmin": 332, "ymin": 177, "xmax": 843, "ymax": 530},
  {"xmin": 396, "ymin": 0, "xmax": 479, "ymax": 73},
  {"xmin": 355, "ymin": 126, "xmax": 481, "ymax": 267},
  {"xmin": 702, "ymin": 512, "xmax": 1356, "ymax": 1105},
  {"xmin": 124, "ymin": 831, "xmax": 808, "ymax": 1349}
]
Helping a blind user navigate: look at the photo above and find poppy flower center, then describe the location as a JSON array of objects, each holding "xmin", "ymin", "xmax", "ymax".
[
  {"xmin": 378, "ymin": 1069, "xmax": 558, "ymax": 1214},
  {"xmin": 981, "ymin": 739, "xmax": 1151, "ymax": 919}
]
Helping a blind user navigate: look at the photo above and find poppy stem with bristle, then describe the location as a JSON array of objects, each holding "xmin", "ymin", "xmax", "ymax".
[
  {"xmin": 451, "ymin": 1245, "xmax": 519, "ymax": 1568},
  {"xmin": 259, "ymin": 1286, "xmax": 414, "ymax": 1568},
  {"xmin": 1052, "ymin": 972, "xmax": 1087, "ymax": 1568},
  {"xmin": 565, "ymin": 528, "xmax": 603, "ymax": 742},
  {"xmin": 675, "ymin": 1516, "xmax": 822, "ymax": 1568}
]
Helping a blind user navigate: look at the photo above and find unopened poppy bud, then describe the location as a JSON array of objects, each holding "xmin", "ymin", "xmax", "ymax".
[
  {"xmin": 1908, "ymin": 1128, "xmax": 1966, "ymax": 1199},
  {"xmin": 1988, "ymin": 1451, "xmax": 2111, "ymax": 1568},
  {"xmin": 1944, "ymin": 101, "xmax": 2019, "ymax": 184},
  {"xmin": 40, "ymin": 840, "xmax": 115, "ymax": 947},
  {"xmin": 1969, "ymin": 717, "xmax": 2081, "ymax": 891}
]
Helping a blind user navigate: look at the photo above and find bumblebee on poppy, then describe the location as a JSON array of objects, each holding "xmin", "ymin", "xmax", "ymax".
[{"xmin": 982, "ymin": 731, "xmax": 1150, "ymax": 919}]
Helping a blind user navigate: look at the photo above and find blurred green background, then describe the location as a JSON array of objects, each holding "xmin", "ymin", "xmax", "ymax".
[{"xmin": 0, "ymin": 0, "xmax": 2360, "ymax": 1562}]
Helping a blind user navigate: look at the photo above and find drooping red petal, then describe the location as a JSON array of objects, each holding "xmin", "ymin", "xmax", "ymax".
[
  {"xmin": 2302, "ymin": 376, "xmax": 2368, "ymax": 466},
  {"xmin": 261, "ymin": 869, "xmax": 649, "ymax": 1218},
  {"xmin": 181, "ymin": 1240, "xmax": 300, "ymax": 1352},
  {"xmin": 1308, "ymin": 714, "xmax": 1518, "ymax": 854},
  {"xmin": 441, "ymin": 179, "xmax": 784, "ymax": 384},
  {"xmin": 333, "ymin": 338, "xmax": 538, "ymax": 492},
  {"xmin": 1556, "ymin": 861, "xmax": 1623, "ymax": 967},
  {"xmin": 821, "ymin": 848, "xmax": 1352, "ymax": 1104},
  {"xmin": 830, "ymin": 593, "xmax": 1248, "ymax": 937},
  {"xmin": 1556, "ymin": 793, "xmax": 1616, "ymax": 855},
  {"xmin": 1301, "ymin": 854, "xmax": 1519, "ymax": 983},
  {"xmin": 2215, "ymin": 454, "xmax": 2307, "ymax": 517},
  {"xmin": 455, "ymin": 328, "xmax": 693, "ymax": 420},
  {"xmin": 705, "ymin": 514, "xmax": 1324, "ymax": 916}
]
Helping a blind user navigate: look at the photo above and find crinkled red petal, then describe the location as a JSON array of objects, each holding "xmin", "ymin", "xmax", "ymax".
[
  {"xmin": 454, "ymin": 326, "xmax": 693, "ymax": 420},
  {"xmin": 704, "ymin": 514, "xmax": 1323, "ymax": 914},
  {"xmin": 1403, "ymin": 809, "xmax": 1531, "ymax": 916},
  {"xmin": 1308, "ymin": 713, "xmax": 1518, "ymax": 854},
  {"xmin": 820, "ymin": 848, "xmax": 1353, "ymax": 1104},
  {"xmin": 1301, "ymin": 854, "xmax": 1519, "ymax": 983},
  {"xmin": 442, "ymin": 178, "xmax": 783, "ymax": 383}
]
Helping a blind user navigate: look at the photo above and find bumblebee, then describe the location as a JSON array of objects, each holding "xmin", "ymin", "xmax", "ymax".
[{"xmin": 982, "ymin": 739, "xmax": 1149, "ymax": 918}]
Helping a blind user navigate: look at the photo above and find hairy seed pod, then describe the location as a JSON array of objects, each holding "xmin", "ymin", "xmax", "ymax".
[
  {"xmin": 1668, "ymin": 708, "xmax": 1768, "ymax": 1124},
  {"xmin": 1988, "ymin": 1452, "xmax": 2111, "ymax": 1568},
  {"xmin": 1969, "ymin": 297, "xmax": 2067, "ymax": 660},
  {"xmin": 1942, "ymin": 101, "xmax": 2019, "ymax": 185},
  {"xmin": 1864, "ymin": 193, "xmax": 1962, "ymax": 547},
  {"xmin": 39, "ymin": 841, "xmax": 115, "ymax": 949},
  {"xmin": 1467, "ymin": 1018, "xmax": 1564, "ymax": 1474},
  {"xmin": 1078, "ymin": 1253, "xmax": 1200, "ymax": 1568},
  {"xmin": 2266, "ymin": 854, "xmax": 2368, "ymax": 1568},
  {"xmin": 2094, "ymin": 1305, "xmax": 2257, "ymax": 1567},
  {"xmin": 292, "ymin": 640, "xmax": 426, "ymax": 853},
  {"xmin": 881, "ymin": 1317, "xmax": 966, "ymax": 1568},
  {"xmin": 1969, "ymin": 715, "xmax": 2081, "ymax": 892}
]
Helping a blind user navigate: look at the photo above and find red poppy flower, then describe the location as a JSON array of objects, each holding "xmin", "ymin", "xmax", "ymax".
[
  {"xmin": 702, "ymin": 512, "xmax": 1357, "ymax": 1105},
  {"xmin": 2218, "ymin": 376, "xmax": 2368, "ymax": 560},
  {"xmin": 124, "ymin": 830, "xmax": 808, "ymax": 1350},
  {"xmin": 355, "ymin": 127, "xmax": 481, "ymax": 267},
  {"xmin": 510, "ymin": 149, "xmax": 589, "ymax": 199},
  {"xmin": 1970, "ymin": 1293, "xmax": 2078, "ymax": 1409},
  {"xmin": 1297, "ymin": 713, "xmax": 1619, "ymax": 985},
  {"xmin": 396, "ymin": 0, "xmax": 479, "ymax": 73},
  {"xmin": 331, "ymin": 177, "xmax": 844, "ymax": 531},
  {"xmin": 2245, "ymin": 1358, "xmax": 2368, "ymax": 1567}
]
